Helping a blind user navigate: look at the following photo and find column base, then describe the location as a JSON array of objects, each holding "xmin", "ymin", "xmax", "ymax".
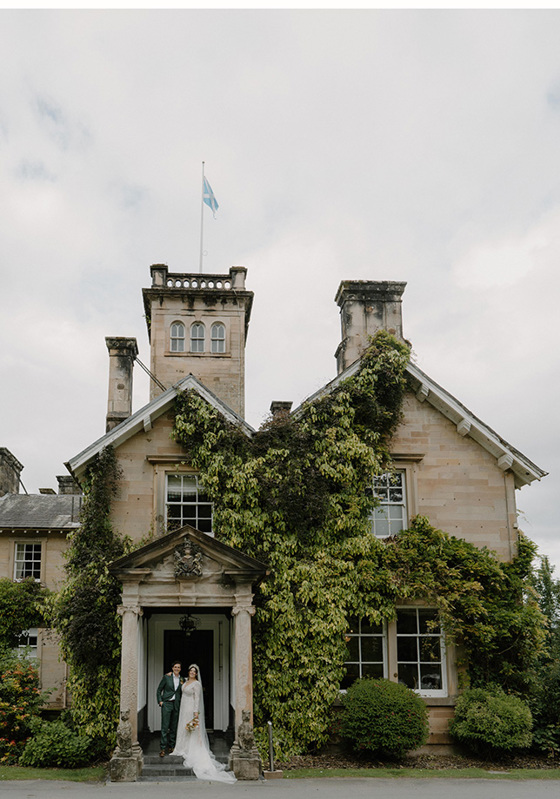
[
  {"xmin": 109, "ymin": 744, "xmax": 143, "ymax": 782},
  {"xmin": 229, "ymin": 744, "xmax": 261, "ymax": 780}
]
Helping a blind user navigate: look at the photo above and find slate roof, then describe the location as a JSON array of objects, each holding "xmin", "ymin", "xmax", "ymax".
[{"xmin": 0, "ymin": 493, "xmax": 82, "ymax": 530}]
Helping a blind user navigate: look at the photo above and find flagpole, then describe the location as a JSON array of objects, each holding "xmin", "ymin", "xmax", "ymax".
[{"xmin": 199, "ymin": 161, "xmax": 205, "ymax": 273}]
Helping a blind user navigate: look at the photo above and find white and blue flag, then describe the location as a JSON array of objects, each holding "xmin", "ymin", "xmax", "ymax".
[{"xmin": 203, "ymin": 176, "xmax": 219, "ymax": 217}]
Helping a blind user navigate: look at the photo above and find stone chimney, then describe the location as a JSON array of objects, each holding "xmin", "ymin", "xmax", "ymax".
[
  {"xmin": 105, "ymin": 337, "xmax": 139, "ymax": 432},
  {"xmin": 334, "ymin": 280, "xmax": 407, "ymax": 374},
  {"xmin": 0, "ymin": 448, "xmax": 23, "ymax": 496},
  {"xmin": 57, "ymin": 475, "xmax": 82, "ymax": 495},
  {"xmin": 269, "ymin": 401, "xmax": 292, "ymax": 420}
]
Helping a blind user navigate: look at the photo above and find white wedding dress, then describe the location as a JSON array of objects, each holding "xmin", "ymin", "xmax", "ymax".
[{"xmin": 171, "ymin": 666, "xmax": 236, "ymax": 783}]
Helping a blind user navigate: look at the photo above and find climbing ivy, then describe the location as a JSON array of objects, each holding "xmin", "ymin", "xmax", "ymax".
[
  {"xmin": 172, "ymin": 330, "xmax": 547, "ymax": 757},
  {"xmin": 46, "ymin": 446, "xmax": 131, "ymax": 751}
]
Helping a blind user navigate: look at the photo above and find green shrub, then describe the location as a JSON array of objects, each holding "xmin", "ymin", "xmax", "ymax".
[
  {"xmin": 450, "ymin": 687, "xmax": 532, "ymax": 755},
  {"xmin": 0, "ymin": 651, "xmax": 46, "ymax": 764},
  {"xmin": 528, "ymin": 661, "xmax": 560, "ymax": 756},
  {"xmin": 20, "ymin": 720, "xmax": 92, "ymax": 768},
  {"xmin": 340, "ymin": 678, "xmax": 429, "ymax": 758}
]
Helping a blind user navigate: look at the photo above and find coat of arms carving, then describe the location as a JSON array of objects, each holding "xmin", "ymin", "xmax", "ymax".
[{"xmin": 174, "ymin": 541, "xmax": 204, "ymax": 577}]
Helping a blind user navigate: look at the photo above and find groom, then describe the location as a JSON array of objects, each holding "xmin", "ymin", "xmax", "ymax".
[{"xmin": 157, "ymin": 660, "xmax": 183, "ymax": 757}]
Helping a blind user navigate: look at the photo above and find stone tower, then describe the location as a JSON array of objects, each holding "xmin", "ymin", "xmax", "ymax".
[
  {"xmin": 142, "ymin": 265, "xmax": 253, "ymax": 418},
  {"xmin": 335, "ymin": 280, "xmax": 407, "ymax": 374}
]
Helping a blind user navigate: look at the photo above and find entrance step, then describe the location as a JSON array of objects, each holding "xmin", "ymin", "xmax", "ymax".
[
  {"xmin": 139, "ymin": 732, "xmax": 232, "ymax": 781},
  {"xmin": 141, "ymin": 754, "xmax": 196, "ymax": 781}
]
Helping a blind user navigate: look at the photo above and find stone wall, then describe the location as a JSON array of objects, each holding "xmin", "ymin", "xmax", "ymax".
[{"xmin": 391, "ymin": 392, "xmax": 518, "ymax": 562}]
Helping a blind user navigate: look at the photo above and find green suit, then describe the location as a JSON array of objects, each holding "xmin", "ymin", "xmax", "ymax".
[{"xmin": 157, "ymin": 674, "xmax": 183, "ymax": 751}]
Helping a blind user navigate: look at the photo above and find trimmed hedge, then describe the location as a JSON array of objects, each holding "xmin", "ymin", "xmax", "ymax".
[
  {"xmin": 340, "ymin": 678, "xmax": 429, "ymax": 758},
  {"xmin": 20, "ymin": 720, "xmax": 92, "ymax": 768},
  {"xmin": 450, "ymin": 687, "xmax": 532, "ymax": 755}
]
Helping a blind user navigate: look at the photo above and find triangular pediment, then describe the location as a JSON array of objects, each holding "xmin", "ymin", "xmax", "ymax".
[
  {"xmin": 66, "ymin": 374, "xmax": 255, "ymax": 482},
  {"xmin": 110, "ymin": 525, "xmax": 267, "ymax": 583},
  {"xmin": 293, "ymin": 357, "xmax": 546, "ymax": 489}
]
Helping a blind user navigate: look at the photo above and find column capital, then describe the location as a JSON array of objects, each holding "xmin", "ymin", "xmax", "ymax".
[
  {"xmin": 231, "ymin": 604, "xmax": 256, "ymax": 617},
  {"xmin": 117, "ymin": 604, "xmax": 144, "ymax": 618}
]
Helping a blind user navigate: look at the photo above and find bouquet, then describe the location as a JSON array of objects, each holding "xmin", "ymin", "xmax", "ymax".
[{"xmin": 185, "ymin": 717, "xmax": 199, "ymax": 732}]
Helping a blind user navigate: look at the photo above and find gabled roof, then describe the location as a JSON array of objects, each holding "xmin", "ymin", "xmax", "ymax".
[
  {"xmin": 0, "ymin": 493, "xmax": 82, "ymax": 530},
  {"xmin": 66, "ymin": 374, "xmax": 255, "ymax": 482},
  {"xmin": 110, "ymin": 525, "xmax": 268, "ymax": 580},
  {"xmin": 293, "ymin": 357, "xmax": 547, "ymax": 490}
]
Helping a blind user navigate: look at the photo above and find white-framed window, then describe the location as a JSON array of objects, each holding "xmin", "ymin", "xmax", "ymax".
[
  {"xmin": 190, "ymin": 323, "xmax": 205, "ymax": 353},
  {"xmin": 166, "ymin": 474, "xmax": 212, "ymax": 534},
  {"xmin": 14, "ymin": 543, "xmax": 42, "ymax": 581},
  {"xmin": 17, "ymin": 628, "xmax": 38, "ymax": 658},
  {"xmin": 211, "ymin": 323, "xmax": 225, "ymax": 353},
  {"xmin": 342, "ymin": 617, "xmax": 387, "ymax": 689},
  {"xmin": 370, "ymin": 470, "xmax": 407, "ymax": 538},
  {"xmin": 170, "ymin": 321, "xmax": 185, "ymax": 352},
  {"xmin": 396, "ymin": 608, "xmax": 446, "ymax": 696}
]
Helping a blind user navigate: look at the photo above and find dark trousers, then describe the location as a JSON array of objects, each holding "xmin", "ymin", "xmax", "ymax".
[{"xmin": 160, "ymin": 701, "xmax": 179, "ymax": 751}]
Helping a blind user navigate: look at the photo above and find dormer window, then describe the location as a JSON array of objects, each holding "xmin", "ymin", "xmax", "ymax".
[
  {"xmin": 170, "ymin": 322, "xmax": 185, "ymax": 352},
  {"xmin": 211, "ymin": 323, "xmax": 225, "ymax": 353},
  {"xmin": 190, "ymin": 323, "xmax": 205, "ymax": 353}
]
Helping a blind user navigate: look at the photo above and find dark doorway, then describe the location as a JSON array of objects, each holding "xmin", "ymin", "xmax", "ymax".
[{"xmin": 164, "ymin": 629, "xmax": 214, "ymax": 728}]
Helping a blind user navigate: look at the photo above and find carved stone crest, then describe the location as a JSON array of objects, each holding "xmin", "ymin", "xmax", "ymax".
[{"xmin": 174, "ymin": 541, "xmax": 203, "ymax": 577}]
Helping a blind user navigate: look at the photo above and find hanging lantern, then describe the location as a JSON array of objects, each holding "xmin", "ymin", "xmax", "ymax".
[{"xmin": 179, "ymin": 613, "xmax": 200, "ymax": 637}]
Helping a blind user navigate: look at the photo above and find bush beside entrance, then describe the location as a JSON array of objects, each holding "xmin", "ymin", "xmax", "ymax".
[{"xmin": 340, "ymin": 678, "xmax": 429, "ymax": 758}]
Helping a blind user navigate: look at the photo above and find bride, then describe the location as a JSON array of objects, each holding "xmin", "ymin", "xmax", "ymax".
[{"xmin": 171, "ymin": 664, "xmax": 236, "ymax": 783}]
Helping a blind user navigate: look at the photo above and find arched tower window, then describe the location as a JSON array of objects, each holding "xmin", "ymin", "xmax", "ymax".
[
  {"xmin": 211, "ymin": 322, "xmax": 226, "ymax": 353},
  {"xmin": 190, "ymin": 323, "xmax": 205, "ymax": 353},
  {"xmin": 170, "ymin": 322, "xmax": 185, "ymax": 352}
]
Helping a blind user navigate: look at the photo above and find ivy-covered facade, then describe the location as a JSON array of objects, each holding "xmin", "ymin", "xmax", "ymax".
[{"xmin": 59, "ymin": 267, "xmax": 546, "ymax": 775}]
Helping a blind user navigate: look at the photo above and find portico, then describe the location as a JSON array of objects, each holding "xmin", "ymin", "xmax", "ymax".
[{"xmin": 109, "ymin": 526, "xmax": 267, "ymax": 781}]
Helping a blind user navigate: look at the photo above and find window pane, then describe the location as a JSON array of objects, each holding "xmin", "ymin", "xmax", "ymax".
[
  {"xmin": 396, "ymin": 609, "xmax": 417, "ymax": 634},
  {"xmin": 397, "ymin": 637, "xmax": 417, "ymax": 662},
  {"xmin": 420, "ymin": 664, "xmax": 442, "ymax": 690},
  {"xmin": 341, "ymin": 663, "xmax": 360, "ymax": 690},
  {"xmin": 361, "ymin": 636, "xmax": 383, "ymax": 662},
  {"xmin": 420, "ymin": 637, "xmax": 441, "ymax": 663},
  {"xmin": 419, "ymin": 609, "xmax": 440, "ymax": 635},
  {"xmin": 389, "ymin": 518, "xmax": 404, "ymax": 535},
  {"xmin": 198, "ymin": 518, "xmax": 212, "ymax": 533},
  {"xmin": 362, "ymin": 663, "xmax": 384, "ymax": 679},
  {"xmin": 398, "ymin": 663, "xmax": 419, "ymax": 689},
  {"xmin": 360, "ymin": 619, "xmax": 383, "ymax": 635},
  {"xmin": 345, "ymin": 637, "xmax": 359, "ymax": 661}
]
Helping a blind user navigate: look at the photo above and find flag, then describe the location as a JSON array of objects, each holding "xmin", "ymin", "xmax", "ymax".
[{"xmin": 203, "ymin": 176, "xmax": 219, "ymax": 217}]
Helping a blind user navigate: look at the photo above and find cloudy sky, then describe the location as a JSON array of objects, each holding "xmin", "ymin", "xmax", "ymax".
[{"xmin": 1, "ymin": 10, "xmax": 558, "ymax": 571}]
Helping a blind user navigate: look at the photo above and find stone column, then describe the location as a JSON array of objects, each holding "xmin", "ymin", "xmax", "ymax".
[
  {"xmin": 232, "ymin": 600, "xmax": 255, "ymax": 729},
  {"xmin": 110, "ymin": 604, "xmax": 143, "ymax": 782},
  {"xmin": 229, "ymin": 597, "xmax": 261, "ymax": 779}
]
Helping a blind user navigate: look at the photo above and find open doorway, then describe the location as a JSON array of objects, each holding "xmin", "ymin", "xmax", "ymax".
[
  {"xmin": 147, "ymin": 612, "xmax": 230, "ymax": 733},
  {"xmin": 164, "ymin": 629, "xmax": 214, "ymax": 728}
]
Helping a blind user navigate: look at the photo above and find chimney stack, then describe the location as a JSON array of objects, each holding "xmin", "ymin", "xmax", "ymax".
[
  {"xmin": 334, "ymin": 280, "xmax": 406, "ymax": 374},
  {"xmin": 57, "ymin": 475, "xmax": 82, "ymax": 495},
  {"xmin": 105, "ymin": 337, "xmax": 138, "ymax": 432},
  {"xmin": 0, "ymin": 448, "xmax": 23, "ymax": 496}
]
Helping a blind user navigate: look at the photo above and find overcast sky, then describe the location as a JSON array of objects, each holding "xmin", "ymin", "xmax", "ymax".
[{"xmin": 1, "ymin": 9, "xmax": 558, "ymax": 572}]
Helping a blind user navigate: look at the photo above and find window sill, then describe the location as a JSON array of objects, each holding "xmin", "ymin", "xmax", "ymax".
[{"xmin": 165, "ymin": 351, "xmax": 231, "ymax": 358}]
